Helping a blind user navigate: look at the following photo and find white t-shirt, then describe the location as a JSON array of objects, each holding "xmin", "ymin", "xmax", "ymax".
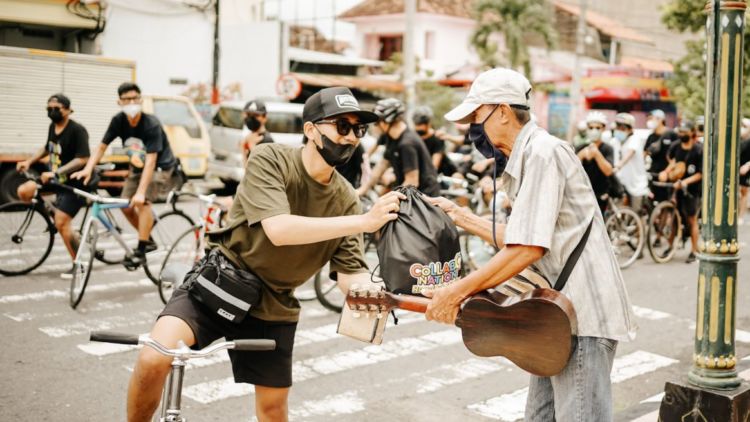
[{"xmin": 617, "ymin": 134, "xmax": 650, "ymax": 196}]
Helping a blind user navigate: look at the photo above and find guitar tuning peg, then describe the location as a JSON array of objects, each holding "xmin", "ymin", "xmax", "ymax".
[
  {"xmin": 376, "ymin": 290, "xmax": 385, "ymax": 299},
  {"xmin": 376, "ymin": 312, "xmax": 384, "ymax": 319}
]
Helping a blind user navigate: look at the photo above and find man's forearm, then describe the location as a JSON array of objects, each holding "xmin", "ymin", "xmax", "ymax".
[
  {"xmin": 57, "ymin": 157, "xmax": 87, "ymax": 176},
  {"xmin": 261, "ymin": 213, "xmax": 367, "ymax": 246},
  {"xmin": 455, "ymin": 208, "xmax": 506, "ymax": 248},
  {"xmin": 593, "ymin": 153, "xmax": 614, "ymax": 176},
  {"xmin": 452, "ymin": 245, "xmax": 544, "ymax": 298},
  {"xmin": 136, "ymin": 154, "xmax": 157, "ymax": 196},
  {"xmin": 29, "ymin": 146, "xmax": 49, "ymax": 164}
]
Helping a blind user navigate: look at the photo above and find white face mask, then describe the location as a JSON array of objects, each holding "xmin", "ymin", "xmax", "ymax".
[
  {"xmin": 646, "ymin": 120, "xmax": 658, "ymax": 130},
  {"xmin": 614, "ymin": 130, "xmax": 628, "ymax": 142},
  {"xmin": 586, "ymin": 128, "xmax": 602, "ymax": 142},
  {"xmin": 123, "ymin": 104, "xmax": 142, "ymax": 119}
]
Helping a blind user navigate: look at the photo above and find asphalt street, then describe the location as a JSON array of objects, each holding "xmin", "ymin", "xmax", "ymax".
[{"xmin": 2, "ymin": 198, "xmax": 750, "ymax": 422}]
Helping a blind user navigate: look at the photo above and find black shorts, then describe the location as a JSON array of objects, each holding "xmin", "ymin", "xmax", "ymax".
[
  {"xmin": 158, "ymin": 288, "xmax": 297, "ymax": 388},
  {"xmin": 677, "ymin": 191, "xmax": 701, "ymax": 218},
  {"xmin": 41, "ymin": 183, "xmax": 85, "ymax": 218}
]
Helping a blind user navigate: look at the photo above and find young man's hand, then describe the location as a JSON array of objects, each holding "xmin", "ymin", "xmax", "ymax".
[
  {"xmin": 40, "ymin": 172, "xmax": 56, "ymax": 184},
  {"xmin": 130, "ymin": 192, "xmax": 146, "ymax": 208},
  {"xmin": 16, "ymin": 160, "xmax": 31, "ymax": 173},
  {"xmin": 362, "ymin": 191, "xmax": 405, "ymax": 233},
  {"xmin": 71, "ymin": 168, "xmax": 93, "ymax": 185}
]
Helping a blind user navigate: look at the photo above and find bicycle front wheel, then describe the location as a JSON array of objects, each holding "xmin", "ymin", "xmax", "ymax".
[
  {"xmin": 647, "ymin": 201, "xmax": 682, "ymax": 264},
  {"xmin": 70, "ymin": 219, "xmax": 98, "ymax": 309},
  {"xmin": 605, "ymin": 207, "xmax": 644, "ymax": 269},
  {"xmin": 144, "ymin": 211, "xmax": 194, "ymax": 285},
  {"xmin": 158, "ymin": 226, "xmax": 202, "ymax": 304},
  {"xmin": 0, "ymin": 202, "xmax": 55, "ymax": 276}
]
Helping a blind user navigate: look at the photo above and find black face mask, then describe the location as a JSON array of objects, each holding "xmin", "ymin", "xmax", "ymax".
[
  {"xmin": 469, "ymin": 105, "xmax": 508, "ymax": 173},
  {"xmin": 416, "ymin": 129, "xmax": 427, "ymax": 137},
  {"xmin": 679, "ymin": 134, "xmax": 691, "ymax": 144},
  {"xmin": 48, "ymin": 108, "xmax": 64, "ymax": 124},
  {"xmin": 245, "ymin": 116, "xmax": 261, "ymax": 132},
  {"xmin": 314, "ymin": 128, "xmax": 356, "ymax": 167}
]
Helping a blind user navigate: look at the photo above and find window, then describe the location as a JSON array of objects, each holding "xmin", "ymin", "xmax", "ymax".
[
  {"xmin": 265, "ymin": 111, "xmax": 304, "ymax": 134},
  {"xmin": 378, "ymin": 35, "xmax": 403, "ymax": 61},
  {"xmin": 213, "ymin": 106, "xmax": 244, "ymax": 130},
  {"xmin": 152, "ymin": 99, "xmax": 201, "ymax": 138},
  {"xmin": 424, "ymin": 31, "xmax": 434, "ymax": 60}
]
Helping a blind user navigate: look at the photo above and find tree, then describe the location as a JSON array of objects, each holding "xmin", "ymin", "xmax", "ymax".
[
  {"xmin": 470, "ymin": 0, "xmax": 557, "ymax": 77},
  {"xmin": 662, "ymin": 0, "xmax": 750, "ymax": 118}
]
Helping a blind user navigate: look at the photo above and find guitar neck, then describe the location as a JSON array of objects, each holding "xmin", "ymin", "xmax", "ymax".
[{"xmin": 390, "ymin": 293, "xmax": 430, "ymax": 314}]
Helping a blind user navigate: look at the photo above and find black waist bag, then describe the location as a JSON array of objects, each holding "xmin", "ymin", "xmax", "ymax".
[{"xmin": 185, "ymin": 249, "xmax": 263, "ymax": 324}]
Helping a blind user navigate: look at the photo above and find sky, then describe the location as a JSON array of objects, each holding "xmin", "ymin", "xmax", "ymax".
[{"xmin": 262, "ymin": 0, "xmax": 364, "ymax": 42}]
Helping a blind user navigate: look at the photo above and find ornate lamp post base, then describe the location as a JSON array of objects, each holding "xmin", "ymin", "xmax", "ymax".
[{"xmin": 659, "ymin": 380, "xmax": 750, "ymax": 422}]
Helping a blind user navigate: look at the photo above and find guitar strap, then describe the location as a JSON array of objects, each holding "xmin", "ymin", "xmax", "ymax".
[{"xmin": 553, "ymin": 218, "xmax": 593, "ymax": 292}]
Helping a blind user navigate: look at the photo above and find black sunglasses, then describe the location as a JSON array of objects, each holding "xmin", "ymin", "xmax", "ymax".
[
  {"xmin": 46, "ymin": 106, "xmax": 62, "ymax": 112},
  {"xmin": 316, "ymin": 118, "xmax": 368, "ymax": 138}
]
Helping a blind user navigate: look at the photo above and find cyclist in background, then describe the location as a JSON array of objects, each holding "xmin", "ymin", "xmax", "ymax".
[
  {"xmin": 16, "ymin": 94, "xmax": 90, "ymax": 278},
  {"xmin": 613, "ymin": 113, "xmax": 649, "ymax": 212},
  {"xmin": 412, "ymin": 106, "xmax": 459, "ymax": 178},
  {"xmin": 576, "ymin": 111, "xmax": 615, "ymax": 215}
]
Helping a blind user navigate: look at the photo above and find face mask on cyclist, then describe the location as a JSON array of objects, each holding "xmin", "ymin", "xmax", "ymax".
[
  {"xmin": 415, "ymin": 129, "xmax": 427, "ymax": 137},
  {"xmin": 646, "ymin": 120, "xmax": 659, "ymax": 130},
  {"xmin": 123, "ymin": 104, "xmax": 142, "ymax": 119},
  {"xmin": 47, "ymin": 107, "xmax": 64, "ymax": 124},
  {"xmin": 679, "ymin": 134, "xmax": 691, "ymax": 144},
  {"xmin": 614, "ymin": 130, "xmax": 628, "ymax": 142},
  {"xmin": 245, "ymin": 116, "xmax": 261, "ymax": 132},
  {"xmin": 586, "ymin": 128, "xmax": 602, "ymax": 142},
  {"xmin": 313, "ymin": 127, "xmax": 356, "ymax": 167}
]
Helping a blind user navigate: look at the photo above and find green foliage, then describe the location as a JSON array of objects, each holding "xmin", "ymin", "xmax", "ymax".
[
  {"xmin": 662, "ymin": 0, "xmax": 750, "ymax": 118},
  {"xmin": 415, "ymin": 81, "xmax": 458, "ymax": 129},
  {"xmin": 470, "ymin": 0, "xmax": 557, "ymax": 77}
]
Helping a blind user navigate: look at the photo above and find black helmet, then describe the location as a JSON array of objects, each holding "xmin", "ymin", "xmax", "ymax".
[
  {"xmin": 373, "ymin": 98, "xmax": 405, "ymax": 124},
  {"xmin": 412, "ymin": 106, "xmax": 433, "ymax": 125}
]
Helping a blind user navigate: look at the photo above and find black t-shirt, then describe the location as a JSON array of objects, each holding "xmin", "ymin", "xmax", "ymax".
[
  {"xmin": 646, "ymin": 130, "xmax": 678, "ymax": 173},
  {"xmin": 575, "ymin": 142, "xmax": 614, "ymax": 198},
  {"xmin": 740, "ymin": 137, "xmax": 750, "ymax": 165},
  {"xmin": 422, "ymin": 133, "xmax": 458, "ymax": 176},
  {"xmin": 46, "ymin": 119, "xmax": 90, "ymax": 184},
  {"xmin": 335, "ymin": 143, "xmax": 365, "ymax": 188},
  {"xmin": 668, "ymin": 142, "xmax": 703, "ymax": 195},
  {"xmin": 384, "ymin": 129, "xmax": 440, "ymax": 196},
  {"xmin": 102, "ymin": 112, "xmax": 177, "ymax": 172}
]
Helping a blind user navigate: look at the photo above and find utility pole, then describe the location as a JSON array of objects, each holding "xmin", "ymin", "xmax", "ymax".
[
  {"xmin": 566, "ymin": 0, "xmax": 586, "ymax": 143},
  {"xmin": 211, "ymin": 0, "xmax": 220, "ymax": 104},
  {"xmin": 403, "ymin": 0, "xmax": 416, "ymax": 119},
  {"xmin": 659, "ymin": 1, "xmax": 750, "ymax": 419}
]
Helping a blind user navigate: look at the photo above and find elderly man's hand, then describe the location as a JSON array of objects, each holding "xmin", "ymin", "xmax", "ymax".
[{"xmin": 423, "ymin": 285, "xmax": 465, "ymax": 325}]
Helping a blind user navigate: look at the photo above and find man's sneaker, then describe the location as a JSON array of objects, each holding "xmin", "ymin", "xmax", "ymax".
[
  {"xmin": 60, "ymin": 265, "xmax": 75, "ymax": 279},
  {"xmin": 123, "ymin": 250, "xmax": 146, "ymax": 270},
  {"xmin": 686, "ymin": 252, "xmax": 697, "ymax": 264},
  {"xmin": 659, "ymin": 247, "xmax": 673, "ymax": 260},
  {"xmin": 143, "ymin": 241, "xmax": 158, "ymax": 254}
]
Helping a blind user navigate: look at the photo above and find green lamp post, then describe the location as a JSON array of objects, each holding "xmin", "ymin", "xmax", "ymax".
[{"xmin": 659, "ymin": 1, "xmax": 750, "ymax": 420}]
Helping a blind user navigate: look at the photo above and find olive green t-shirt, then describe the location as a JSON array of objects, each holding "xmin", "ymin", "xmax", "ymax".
[{"xmin": 208, "ymin": 143, "xmax": 368, "ymax": 322}]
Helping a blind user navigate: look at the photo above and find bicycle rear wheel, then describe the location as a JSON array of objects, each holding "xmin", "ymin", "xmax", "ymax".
[
  {"xmin": 70, "ymin": 219, "xmax": 98, "ymax": 309},
  {"xmin": 313, "ymin": 263, "xmax": 344, "ymax": 313},
  {"xmin": 0, "ymin": 202, "xmax": 55, "ymax": 276},
  {"xmin": 158, "ymin": 226, "xmax": 202, "ymax": 304},
  {"xmin": 144, "ymin": 210, "xmax": 194, "ymax": 285},
  {"xmin": 605, "ymin": 207, "xmax": 644, "ymax": 269},
  {"xmin": 647, "ymin": 201, "xmax": 682, "ymax": 263}
]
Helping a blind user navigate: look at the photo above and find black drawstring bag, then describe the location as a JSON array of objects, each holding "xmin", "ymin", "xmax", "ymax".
[{"xmin": 376, "ymin": 185, "xmax": 464, "ymax": 296}]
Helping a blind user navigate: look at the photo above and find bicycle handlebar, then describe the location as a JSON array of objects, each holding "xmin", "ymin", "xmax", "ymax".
[
  {"xmin": 89, "ymin": 331, "xmax": 276, "ymax": 357},
  {"xmin": 166, "ymin": 190, "xmax": 220, "ymax": 209}
]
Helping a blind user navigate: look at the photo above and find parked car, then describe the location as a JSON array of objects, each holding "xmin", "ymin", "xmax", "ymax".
[{"xmin": 208, "ymin": 101, "xmax": 304, "ymax": 192}]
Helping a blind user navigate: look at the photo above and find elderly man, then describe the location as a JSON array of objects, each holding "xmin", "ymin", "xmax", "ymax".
[{"xmin": 425, "ymin": 68, "xmax": 636, "ymax": 422}]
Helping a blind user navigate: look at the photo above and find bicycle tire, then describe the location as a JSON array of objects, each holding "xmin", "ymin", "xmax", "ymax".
[
  {"xmin": 314, "ymin": 264, "xmax": 343, "ymax": 313},
  {"xmin": 461, "ymin": 229, "xmax": 495, "ymax": 273},
  {"xmin": 605, "ymin": 207, "xmax": 644, "ymax": 269},
  {"xmin": 158, "ymin": 225, "xmax": 202, "ymax": 304},
  {"xmin": 143, "ymin": 210, "xmax": 195, "ymax": 285},
  {"xmin": 647, "ymin": 201, "xmax": 682, "ymax": 264},
  {"xmin": 0, "ymin": 201, "xmax": 55, "ymax": 276},
  {"xmin": 70, "ymin": 219, "xmax": 98, "ymax": 309}
]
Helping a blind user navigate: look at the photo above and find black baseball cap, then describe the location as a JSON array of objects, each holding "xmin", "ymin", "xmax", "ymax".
[
  {"xmin": 303, "ymin": 87, "xmax": 378, "ymax": 124},
  {"xmin": 48, "ymin": 93, "xmax": 71, "ymax": 109},
  {"xmin": 243, "ymin": 99, "xmax": 266, "ymax": 114}
]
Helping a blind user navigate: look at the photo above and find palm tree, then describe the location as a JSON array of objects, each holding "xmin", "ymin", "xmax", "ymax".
[{"xmin": 470, "ymin": 0, "xmax": 558, "ymax": 77}]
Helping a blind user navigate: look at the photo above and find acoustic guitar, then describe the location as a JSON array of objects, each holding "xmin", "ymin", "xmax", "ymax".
[{"xmin": 345, "ymin": 286, "xmax": 577, "ymax": 377}]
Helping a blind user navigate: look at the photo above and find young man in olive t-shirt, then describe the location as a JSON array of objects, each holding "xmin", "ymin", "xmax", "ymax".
[{"xmin": 126, "ymin": 87, "xmax": 404, "ymax": 422}]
